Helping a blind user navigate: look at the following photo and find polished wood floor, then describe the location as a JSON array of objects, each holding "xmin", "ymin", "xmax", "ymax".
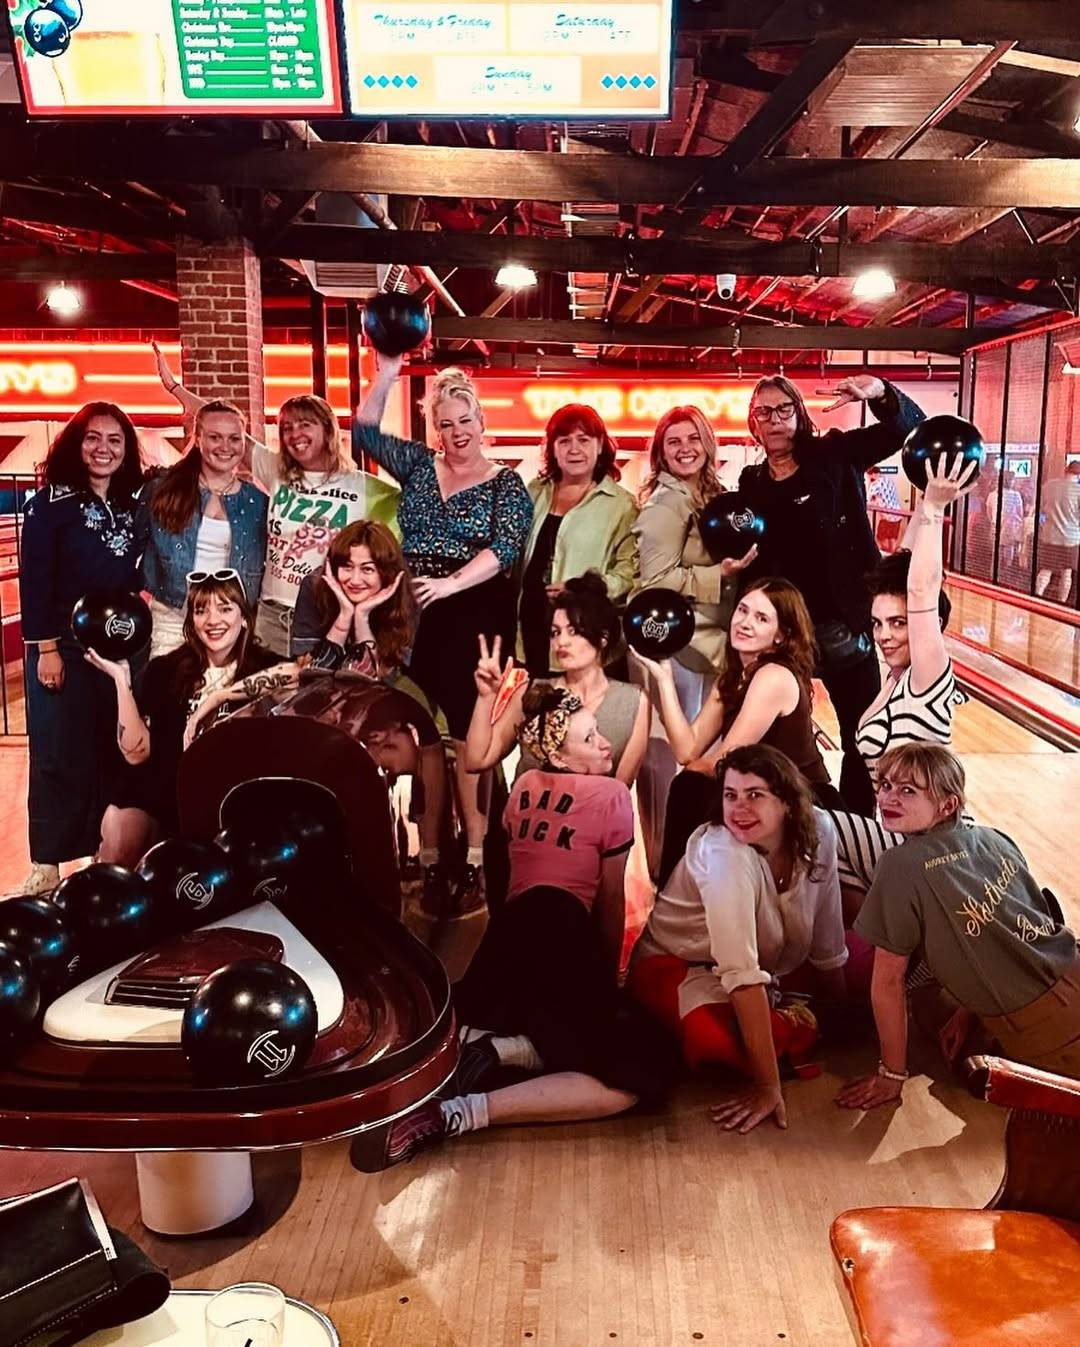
[{"xmin": 0, "ymin": 702, "xmax": 1075, "ymax": 1346}]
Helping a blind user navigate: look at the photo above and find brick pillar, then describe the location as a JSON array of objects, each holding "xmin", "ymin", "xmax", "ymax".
[{"xmin": 176, "ymin": 236, "xmax": 265, "ymax": 439}]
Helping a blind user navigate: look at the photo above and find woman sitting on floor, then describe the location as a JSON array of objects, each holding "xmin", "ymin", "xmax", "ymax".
[
  {"xmin": 353, "ymin": 682, "xmax": 673, "ymax": 1171},
  {"xmin": 629, "ymin": 743, "xmax": 848, "ymax": 1135},
  {"xmin": 634, "ymin": 576, "xmax": 842, "ymax": 887},
  {"xmin": 836, "ymin": 742, "xmax": 1080, "ymax": 1109},
  {"xmin": 88, "ymin": 571, "xmax": 296, "ymax": 866}
]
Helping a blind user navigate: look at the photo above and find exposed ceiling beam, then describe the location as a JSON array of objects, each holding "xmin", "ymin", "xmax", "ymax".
[
  {"xmin": 12, "ymin": 135, "xmax": 1080, "ymax": 208},
  {"xmin": 0, "ymin": 183, "xmax": 168, "ymax": 238},
  {"xmin": 263, "ymin": 225, "xmax": 1080, "ymax": 282},
  {"xmin": 938, "ymin": 112, "xmax": 1080, "ymax": 157},
  {"xmin": 682, "ymin": 0, "xmax": 1072, "ymax": 43},
  {"xmin": 0, "ymin": 255, "xmax": 175, "ymax": 280},
  {"xmin": 430, "ymin": 317, "xmax": 992, "ymax": 353}
]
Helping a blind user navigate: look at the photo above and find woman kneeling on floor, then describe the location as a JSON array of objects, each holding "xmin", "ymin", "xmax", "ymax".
[
  {"xmin": 629, "ymin": 743, "xmax": 849, "ymax": 1134},
  {"xmin": 837, "ymin": 742, "xmax": 1080, "ymax": 1109},
  {"xmin": 354, "ymin": 682, "xmax": 673, "ymax": 1171}
]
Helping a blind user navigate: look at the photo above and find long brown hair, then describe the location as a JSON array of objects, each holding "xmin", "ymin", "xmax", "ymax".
[
  {"xmin": 716, "ymin": 577, "xmax": 818, "ymax": 715},
  {"xmin": 747, "ymin": 376, "xmax": 819, "ymax": 446},
  {"xmin": 151, "ymin": 399, "xmax": 245, "ymax": 533},
  {"xmin": 312, "ymin": 520, "xmax": 416, "ymax": 671},
  {"xmin": 171, "ymin": 574, "xmax": 267, "ymax": 701},
  {"xmin": 43, "ymin": 401, "xmax": 144, "ymax": 501},
  {"xmin": 711, "ymin": 743, "xmax": 823, "ymax": 879},
  {"xmin": 641, "ymin": 405, "xmax": 723, "ymax": 505},
  {"xmin": 277, "ymin": 394, "xmax": 345, "ymax": 485}
]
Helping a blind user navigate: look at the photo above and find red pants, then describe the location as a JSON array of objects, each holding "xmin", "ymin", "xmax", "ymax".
[{"xmin": 628, "ymin": 955, "xmax": 818, "ymax": 1074}]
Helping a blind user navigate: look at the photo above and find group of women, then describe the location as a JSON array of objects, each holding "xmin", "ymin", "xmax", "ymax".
[{"xmin": 16, "ymin": 346, "xmax": 1079, "ymax": 1162}]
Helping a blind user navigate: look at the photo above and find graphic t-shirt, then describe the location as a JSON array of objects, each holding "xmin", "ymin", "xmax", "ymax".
[
  {"xmin": 504, "ymin": 770, "xmax": 634, "ymax": 911},
  {"xmin": 252, "ymin": 443, "xmax": 399, "ymax": 607},
  {"xmin": 855, "ymin": 822, "xmax": 1078, "ymax": 1016}
]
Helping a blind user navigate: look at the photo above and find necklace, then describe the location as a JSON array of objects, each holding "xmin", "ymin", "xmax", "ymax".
[{"xmin": 200, "ymin": 475, "xmax": 237, "ymax": 497}]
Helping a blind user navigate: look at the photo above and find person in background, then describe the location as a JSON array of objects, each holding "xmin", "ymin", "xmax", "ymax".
[
  {"xmin": 17, "ymin": 402, "xmax": 145, "ymax": 895},
  {"xmin": 153, "ymin": 341, "xmax": 399, "ymax": 658},
  {"xmin": 290, "ymin": 519, "xmax": 453, "ymax": 913},
  {"xmin": 630, "ymin": 744, "xmax": 848, "ymax": 1135},
  {"xmin": 467, "ymin": 572, "xmax": 650, "ymax": 787},
  {"xmin": 137, "ymin": 399, "xmax": 267, "ymax": 657},
  {"xmin": 518, "ymin": 404, "xmax": 639, "ymax": 677},
  {"xmin": 634, "ymin": 576, "xmax": 842, "ymax": 887},
  {"xmin": 354, "ymin": 354, "xmax": 533, "ymax": 914},
  {"xmin": 88, "ymin": 572, "xmax": 291, "ymax": 866},
  {"xmin": 738, "ymin": 374, "xmax": 925, "ymax": 816},
  {"xmin": 1035, "ymin": 457, "xmax": 1080, "ymax": 603},
  {"xmin": 837, "ymin": 742, "xmax": 1080, "ymax": 1108},
  {"xmin": 632, "ymin": 404, "xmax": 757, "ymax": 874},
  {"xmin": 353, "ymin": 683, "xmax": 674, "ymax": 1170}
]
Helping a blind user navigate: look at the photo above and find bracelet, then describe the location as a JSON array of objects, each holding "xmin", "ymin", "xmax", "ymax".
[
  {"xmin": 166, "ymin": 380, "xmax": 179, "ymax": 394},
  {"xmin": 877, "ymin": 1061, "xmax": 909, "ymax": 1082},
  {"xmin": 906, "ymin": 606, "xmax": 939, "ymax": 614}
]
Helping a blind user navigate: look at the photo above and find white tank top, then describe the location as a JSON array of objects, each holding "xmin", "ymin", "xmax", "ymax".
[{"xmin": 193, "ymin": 513, "xmax": 232, "ymax": 574}]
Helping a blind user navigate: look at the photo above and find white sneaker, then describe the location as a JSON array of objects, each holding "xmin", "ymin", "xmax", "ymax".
[{"xmin": 15, "ymin": 863, "xmax": 60, "ymax": 897}]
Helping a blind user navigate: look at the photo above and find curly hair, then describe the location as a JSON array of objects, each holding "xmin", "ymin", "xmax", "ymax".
[
  {"xmin": 711, "ymin": 742, "xmax": 823, "ymax": 880},
  {"xmin": 715, "ymin": 577, "xmax": 818, "ymax": 715},
  {"xmin": 277, "ymin": 395, "xmax": 346, "ymax": 486},
  {"xmin": 428, "ymin": 366, "xmax": 484, "ymax": 435},
  {"xmin": 43, "ymin": 401, "xmax": 144, "ymax": 502},
  {"xmin": 866, "ymin": 548, "xmax": 952, "ymax": 629},
  {"xmin": 547, "ymin": 571, "xmax": 621, "ymax": 663},
  {"xmin": 538, "ymin": 404, "xmax": 620, "ymax": 483},
  {"xmin": 640, "ymin": 405, "xmax": 723, "ymax": 505},
  {"xmin": 311, "ymin": 520, "xmax": 416, "ymax": 672},
  {"xmin": 151, "ymin": 400, "xmax": 245, "ymax": 533}
]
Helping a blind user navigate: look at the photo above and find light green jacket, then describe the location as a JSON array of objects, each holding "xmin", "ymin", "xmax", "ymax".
[{"xmin": 517, "ymin": 475, "xmax": 640, "ymax": 656}]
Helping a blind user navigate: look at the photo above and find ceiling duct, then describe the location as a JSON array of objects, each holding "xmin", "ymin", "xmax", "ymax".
[
  {"xmin": 565, "ymin": 203, "xmax": 621, "ymax": 357},
  {"xmin": 299, "ymin": 194, "xmax": 391, "ymax": 298}
]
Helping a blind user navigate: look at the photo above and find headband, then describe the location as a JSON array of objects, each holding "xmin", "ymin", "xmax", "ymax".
[{"xmin": 518, "ymin": 690, "xmax": 583, "ymax": 769}]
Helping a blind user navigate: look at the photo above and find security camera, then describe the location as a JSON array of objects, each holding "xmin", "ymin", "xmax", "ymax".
[{"xmin": 715, "ymin": 273, "xmax": 737, "ymax": 301}]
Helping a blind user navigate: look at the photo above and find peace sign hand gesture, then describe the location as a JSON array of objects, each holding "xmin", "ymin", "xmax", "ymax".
[{"xmin": 475, "ymin": 634, "xmax": 514, "ymax": 699}]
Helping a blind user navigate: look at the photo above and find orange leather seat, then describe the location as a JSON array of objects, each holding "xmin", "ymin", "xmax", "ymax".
[{"xmin": 831, "ymin": 1206, "xmax": 1080, "ymax": 1347}]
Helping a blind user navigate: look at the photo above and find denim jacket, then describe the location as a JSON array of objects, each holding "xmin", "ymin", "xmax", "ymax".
[{"xmin": 136, "ymin": 475, "xmax": 268, "ymax": 611}]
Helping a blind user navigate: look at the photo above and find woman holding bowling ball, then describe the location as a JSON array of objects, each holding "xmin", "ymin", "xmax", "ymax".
[
  {"xmin": 137, "ymin": 399, "xmax": 268, "ymax": 659},
  {"xmin": 632, "ymin": 405, "xmax": 758, "ymax": 876},
  {"xmin": 18, "ymin": 402, "xmax": 145, "ymax": 896},
  {"xmin": 738, "ymin": 375, "xmax": 925, "ymax": 816},
  {"xmin": 635, "ymin": 576, "xmax": 842, "ymax": 887},
  {"xmin": 89, "ymin": 572, "xmax": 294, "ymax": 866},
  {"xmin": 355, "ymin": 354, "xmax": 533, "ymax": 913}
]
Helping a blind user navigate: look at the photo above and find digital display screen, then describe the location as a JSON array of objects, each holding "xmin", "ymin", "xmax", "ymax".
[
  {"xmin": 340, "ymin": 0, "xmax": 673, "ymax": 119},
  {"xmin": 8, "ymin": 0, "xmax": 343, "ymax": 116}
]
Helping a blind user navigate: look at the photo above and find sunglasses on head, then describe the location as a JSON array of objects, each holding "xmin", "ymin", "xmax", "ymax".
[{"xmin": 186, "ymin": 568, "xmax": 246, "ymax": 599}]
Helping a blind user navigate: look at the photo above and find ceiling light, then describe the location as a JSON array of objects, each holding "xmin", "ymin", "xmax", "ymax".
[
  {"xmin": 852, "ymin": 268, "xmax": 896, "ymax": 300},
  {"xmin": 496, "ymin": 264, "xmax": 537, "ymax": 290},
  {"xmin": 45, "ymin": 283, "xmax": 82, "ymax": 316}
]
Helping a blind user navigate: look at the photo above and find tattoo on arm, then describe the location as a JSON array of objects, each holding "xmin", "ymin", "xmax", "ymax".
[
  {"xmin": 238, "ymin": 669, "xmax": 296, "ymax": 699},
  {"xmin": 117, "ymin": 718, "xmax": 149, "ymax": 757}
]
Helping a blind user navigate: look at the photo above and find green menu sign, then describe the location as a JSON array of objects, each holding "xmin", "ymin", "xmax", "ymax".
[{"xmin": 172, "ymin": 0, "xmax": 327, "ymax": 101}]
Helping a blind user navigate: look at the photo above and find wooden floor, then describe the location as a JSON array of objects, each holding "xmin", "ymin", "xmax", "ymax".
[{"xmin": 0, "ymin": 699, "xmax": 1075, "ymax": 1346}]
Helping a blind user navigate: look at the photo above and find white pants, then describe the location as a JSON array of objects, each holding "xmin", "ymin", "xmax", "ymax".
[{"xmin": 149, "ymin": 598, "xmax": 186, "ymax": 660}]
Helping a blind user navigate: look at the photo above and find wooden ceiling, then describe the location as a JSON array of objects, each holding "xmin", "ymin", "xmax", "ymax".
[{"xmin": 2, "ymin": 1, "xmax": 1080, "ymax": 369}]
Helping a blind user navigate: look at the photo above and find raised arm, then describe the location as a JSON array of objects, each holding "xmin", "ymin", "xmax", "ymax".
[
  {"xmin": 83, "ymin": 651, "xmax": 150, "ymax": 764},
  {"xmin": 151, "ymin": 340, "xmax": 257, "ymax": 474},
  {"xmin": 629, "ymin": 655, "xmax": 725, "ymax": 766},
  {"xmin": 464, "ymin": 636, "xmax": 525, "ymax": 770},
  {"xmin": 355, "ymin": 350, "xmax": 402, "ymax": 427},
  {"xmin": 818, "ymin": 376, "xmax": 926, "ymax": 471}
]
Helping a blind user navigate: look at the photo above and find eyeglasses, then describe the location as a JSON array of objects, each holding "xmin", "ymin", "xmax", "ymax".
[
  {"xmin": 186, "ymin": 568, "xmax": 246, "ymax": 598},
  {"xmin": 751, "ymin": 401, "xmax": 797, "ymax": 424}
]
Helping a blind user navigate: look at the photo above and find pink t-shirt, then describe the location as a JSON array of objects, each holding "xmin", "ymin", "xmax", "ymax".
[{"xmin": 505, "ymin": 770, "xmax": 634, "ymax": 911}]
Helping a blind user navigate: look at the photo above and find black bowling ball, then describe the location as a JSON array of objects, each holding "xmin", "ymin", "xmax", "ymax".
[
  {"xmin": 0, "ymin": 897, "xmax": 79, "ymax": 994},
  {"xmin": 623, "ymin": 588, "xmax": 696, "ymax": 660},
  {"xmin": 48, "ymin": 0, "xmax": 83, "ymax": 31},
  {"xmin": 52, "ymin": 864, "xmax": 160, "ymax": 965},
  {"xmin": 71, "ymin": 589, "xmax": 152, "ymax": 661},
  {"xmin": 181, "ymin": 958, "xmax": 318, "ymax": 1085},
  {"xmin": 362, "ymin": 292, "xmax": 431, "ymax": 357},
  {"xmin": 901, "ymin": 415, "xmax": 986, "ymax": 493},
  {"xmin": 699, "ymin": 492, "xmax": 767, "ymax": 563},
  {"xmin": 220, "ymin": 778, "xmax": 351, "ymax": 895},
  {"xmin": 137, "ymin": 837, "xmax": 239, "ymax": 930},
  {"xmin": 215, "ymin": 825, "xmax": 304, "ymax": 907},
  {"xmin": 0, "ymin": 942, "xmax": 41, "ymax": 1057}
]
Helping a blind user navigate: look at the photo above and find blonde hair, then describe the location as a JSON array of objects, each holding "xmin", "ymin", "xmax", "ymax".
[
  {"xmin": 277, "ymin": 394, "xmax": 346, "ymax": 485},
  {"xmin": 428, "ymin": 367, "xmax": 484, "ymax": 435},
  {"xmin": 876, "ymin": 742, "xmax": 966, "ymax": 818},
  {"xmin": 641, "ymin": 405, "xmax": 724, "ymax": 506}
]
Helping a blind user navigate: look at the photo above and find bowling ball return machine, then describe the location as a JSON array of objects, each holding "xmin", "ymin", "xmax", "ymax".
[{"xmin": 0, "ymin": 674, "xmax": 457, "ymax": 1235}]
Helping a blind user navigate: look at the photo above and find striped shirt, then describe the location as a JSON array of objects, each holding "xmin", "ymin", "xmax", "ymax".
[{"xmin": 855, "ymin": 663, "xmax": 963, "ymax": 772}]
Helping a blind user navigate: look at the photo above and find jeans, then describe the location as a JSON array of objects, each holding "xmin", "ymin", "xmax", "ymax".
[{"xmin": 820, "ymin": 650, "xmax": 880, "ymax": 816}]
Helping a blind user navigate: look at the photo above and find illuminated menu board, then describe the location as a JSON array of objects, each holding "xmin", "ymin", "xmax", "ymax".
[
  {"xmin": 341, "ymin": 0, "xmax": 673, "ymax": 118},
  {"xmin": 9, "ymin": 0, "xmax": 343, "ymax": 115}
]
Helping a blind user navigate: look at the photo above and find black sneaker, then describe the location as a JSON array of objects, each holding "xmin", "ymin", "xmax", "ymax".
[
  {"xmin": 438, "ymin": 1034, "xmax": 499, "ymax": 1097},
  {"xmin": 351, "ymin": 1099, "xmax": 456, "ymax": 1172},
  {"xmin": 452, "ymin": 862, "xmax": 486, "ymax": 917},
  {"xmin": 419, "ymin": 862, "xmax": 453, "ymax": 918}
]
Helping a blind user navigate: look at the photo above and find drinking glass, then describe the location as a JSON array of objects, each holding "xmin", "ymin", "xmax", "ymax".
[{"xmin": 205, "ymin": 1282, "xmax": 286, "ymax": 1347}]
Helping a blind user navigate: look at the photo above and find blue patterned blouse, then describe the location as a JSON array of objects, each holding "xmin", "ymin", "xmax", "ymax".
[{"xmin": 353, "ymin": 424, "xmax": 532, "ymax": 571}]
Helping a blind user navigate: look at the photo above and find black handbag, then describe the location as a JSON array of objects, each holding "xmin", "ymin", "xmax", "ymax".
[
  {"xmin": 0, "ymin": 1178, "xmax": 170, "ymax": 1347},
  {"xmin": 814, "ymin": 619, "xmax": 873, "ymax": 672}
]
